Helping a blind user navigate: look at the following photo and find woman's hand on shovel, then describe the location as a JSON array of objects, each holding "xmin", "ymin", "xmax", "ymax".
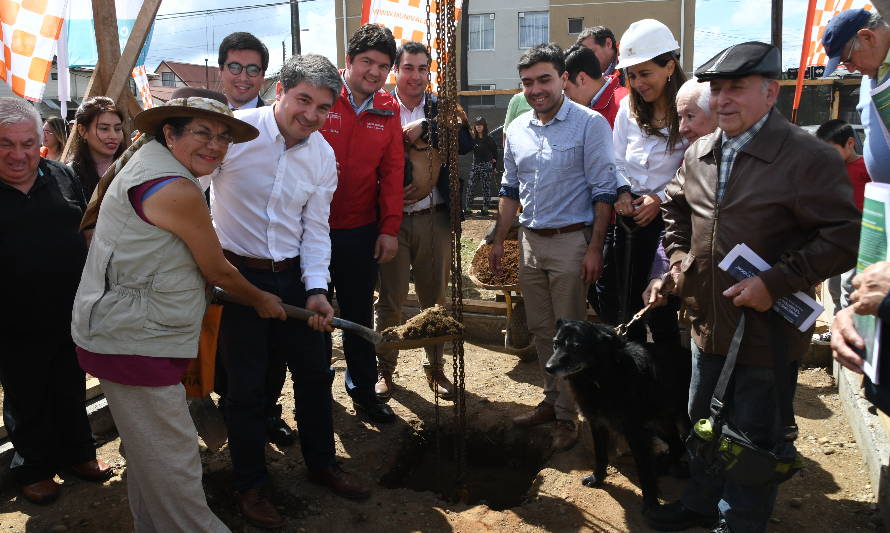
[{"xmin": 307, "ymin": 294, "xmax": 335, "ymax": 332}]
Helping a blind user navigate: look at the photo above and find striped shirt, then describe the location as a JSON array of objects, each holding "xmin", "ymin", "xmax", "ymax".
[{"xmin": 717, "ymin": 110, "xmax": 770, "ymax": 204}]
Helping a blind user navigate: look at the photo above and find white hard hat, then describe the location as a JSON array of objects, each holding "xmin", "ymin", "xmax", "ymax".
[{"xmin": 615, "ymin": 19, "xmax": 680, "ymax": 70}]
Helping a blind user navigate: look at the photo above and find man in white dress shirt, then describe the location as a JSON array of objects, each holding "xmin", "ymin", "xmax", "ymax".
[
  {"xmin": 215, "ymin": 31, "xmax": 297, "ymax": 449},
  {"xmin": 207, "ymin": 54, "xmax": 370, "ymax": 529}
]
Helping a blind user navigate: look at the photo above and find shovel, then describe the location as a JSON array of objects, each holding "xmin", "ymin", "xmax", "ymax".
[{"xmin": 212, "ymin": 288, "xmax": 383, "ymax": 346}]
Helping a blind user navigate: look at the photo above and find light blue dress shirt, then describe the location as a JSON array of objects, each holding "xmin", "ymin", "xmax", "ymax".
[{"xmin": 499, "ymin": 96, "xmax": 617, "ymax": 229}]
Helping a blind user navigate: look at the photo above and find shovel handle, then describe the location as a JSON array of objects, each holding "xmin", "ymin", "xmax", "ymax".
[{"xmin": 212, "ymin": 288, "xmax": 383, "ymax": 346}]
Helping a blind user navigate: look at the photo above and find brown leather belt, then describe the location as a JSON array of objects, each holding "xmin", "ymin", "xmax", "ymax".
[
  {"xmin": 403, "ymin": 203, "xmax": 447, "ymax": 216},
  {"xmin": 526, "ymin": 222, "xmax": 587, "ymax": 237},
  {"xmin": 223, "ymin": 250, "xmax": 299, "ymax": 272}
]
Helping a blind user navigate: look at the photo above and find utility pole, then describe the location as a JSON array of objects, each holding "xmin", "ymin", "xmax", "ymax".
[
  {"xmin": 771, "ymin": 0, "xmax": 783, "ymax": 66},
  {"xmin": 204, "ymin": 58, "xmax": 209, "ymax": 89},
  {"xmin": 290, "ymin": 0, "xmax": 302, "ymax": 56},
  {"xmin": 282, "ymin": 40, "xmax": 286, "ymax": 64}
]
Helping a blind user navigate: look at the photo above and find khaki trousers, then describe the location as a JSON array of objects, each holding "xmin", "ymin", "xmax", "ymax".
[
  {"xmin": 376, "ymin": 208, "xmax": 451, "ymax": 375},
  {"xmin": 518, "ymin": 226, "xmax": 590, "ymax": 422},
  {"xmin": 101, "ymin": 380, "xmax": 230, "ymax": 533}
]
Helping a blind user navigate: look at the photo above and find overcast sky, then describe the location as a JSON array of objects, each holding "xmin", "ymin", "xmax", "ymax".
[{"xmin": 145, "ymin": 0, "xmax": 824, "ymax": 75}]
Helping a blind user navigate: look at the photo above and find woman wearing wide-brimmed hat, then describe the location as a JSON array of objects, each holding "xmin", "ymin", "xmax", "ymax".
[{"xmin": 72, "ymin": 88, "xmax": 286, "ymax": 533}]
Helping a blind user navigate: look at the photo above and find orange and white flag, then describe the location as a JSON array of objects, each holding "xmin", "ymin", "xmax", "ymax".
[
  {"xmin": 806, "ymin": 0, "xmax": 873, "ymax": 67},
  {"xmin": 131, "ymin": 64, "xmax": 152, "ymax": 109},
  {"xmin": 0, "ymin": 0, "xmax": 69, "ymax": 100},
  {"xmin": 361, "ymin": 0, "xmax": 462, "ymax": 87}
]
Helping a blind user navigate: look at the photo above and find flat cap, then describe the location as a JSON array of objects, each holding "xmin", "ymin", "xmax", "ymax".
[{"xmin": 694, "ymin": 41, "xmax": 782, "ymax": 81}]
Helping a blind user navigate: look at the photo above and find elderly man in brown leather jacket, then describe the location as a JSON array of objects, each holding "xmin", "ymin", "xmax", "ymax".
[{"xmin": 647, "ymin": 42, "xmax": 860, "ymax": 533}]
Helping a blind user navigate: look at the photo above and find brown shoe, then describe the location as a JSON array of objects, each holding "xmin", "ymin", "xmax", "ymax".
[
  {"xmin": 308, "ymin": 463, "xmax": 371, "ymax": 501},
  {"xmin": 423, "ymin": 366, "xmax": 455, "ymax": 401},
  {"xmin": 70, "ymin": 459, "xmax": 113, "ymax": 482},
  {"xmin": 375, "ymin": 372, "xmax": 394, "ymax": 399},
  {"xmin": 552, "ymin": 420, "xmax": 579, "ymax": 451},
  {"xmin": 513, "ymin": 402, "xmax": 556, "ymax": 426},
  {"xmin": 21, "ymin": 479, "xmax": 60, "ymax": 504},
  {"xmin": 238, "ymin": 487, "xmax": 285, "ymax": 529}
]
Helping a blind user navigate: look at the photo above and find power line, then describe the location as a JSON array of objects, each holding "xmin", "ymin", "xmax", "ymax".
[{"xmin": 156, "ymin": 0, "xmax": 315, "ymax": 21}]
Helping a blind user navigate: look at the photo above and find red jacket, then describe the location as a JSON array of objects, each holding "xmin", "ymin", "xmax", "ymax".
[
  {"xmin": 321, "ymin": 79, "xmax": 404, "ymax": 236},
  {"xmin": 591, "ymin": 75, "xmax": 626, "ymax": 129}
]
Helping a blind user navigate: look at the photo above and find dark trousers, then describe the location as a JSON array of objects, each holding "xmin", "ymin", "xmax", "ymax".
[
  {"xmin": 594, "ymin": 214, "xmax": 666, "ymax": 343},
  {"xmin": 1, "ymin": 329, "xmax": 96, "ymax": 486},
  {"xmin": 329, "ymin": 223, "xmax": 379, "ymax": 405},
  {"xmin": 683, "ymin": 344, "xmax": 799, "ymax": 533},
  {"xmin": 218, "ymin": 266, "xmax": 334, "ymax": 492}
]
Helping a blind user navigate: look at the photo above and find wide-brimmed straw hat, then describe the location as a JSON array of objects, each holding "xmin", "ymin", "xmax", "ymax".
[{"xmin": 133, "ymin": 87, "xmax": 259, "ymax": 143}]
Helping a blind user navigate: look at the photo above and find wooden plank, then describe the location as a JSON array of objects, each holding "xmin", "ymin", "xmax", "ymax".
[
  {"xmin": 457, "ymin": 89, "xmax": 521, "ymax": 96},
  {"xmin": 104, "ymin": 0, "xmax": 162, "ymax": 104}
]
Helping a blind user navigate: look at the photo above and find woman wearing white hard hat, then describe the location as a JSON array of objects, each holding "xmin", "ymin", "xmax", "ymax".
[{"xmin": 596, "ymin": 19, "xmax": 688, "ymax": 343}]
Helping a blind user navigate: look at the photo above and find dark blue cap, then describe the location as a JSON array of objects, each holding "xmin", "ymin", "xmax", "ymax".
[{"xmin": 822, "ymin": 8, "xmax": 872, "ymax": 77}]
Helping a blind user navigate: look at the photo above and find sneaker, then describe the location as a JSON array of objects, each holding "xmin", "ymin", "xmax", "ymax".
[
  {"xmin": 645, "ymin": 501, "xmax": 718, "ymax": 531},
  {"xmin": 710, "ymin": 520, "xmax": 731, "ymax": 533}
]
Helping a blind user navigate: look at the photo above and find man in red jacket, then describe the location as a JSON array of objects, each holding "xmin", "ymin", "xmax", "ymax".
[
  {"xmin": 320, "ymin": 23, "xmax": 403, "ymax": 423},
  {"xmin": 563, "ymin": 44, "xmax": 623, "ymax": 128}
]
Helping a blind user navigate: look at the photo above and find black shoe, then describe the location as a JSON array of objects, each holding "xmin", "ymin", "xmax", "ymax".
[
  {"xmin": 353, "ymin": 399, "xmax": 396, "ymax": 424},
  {"xmin": 266, "ymin": 417, "xmax": 296, "ymax": 447},
  {"xmin": 645, "ymin": 501, "xmax": 718, "ymax": 531}
]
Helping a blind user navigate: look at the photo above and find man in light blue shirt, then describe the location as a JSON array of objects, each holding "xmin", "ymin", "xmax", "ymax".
[{"xmin": 489, "ymin": 43, "xmax": 617, "ymax": 452}]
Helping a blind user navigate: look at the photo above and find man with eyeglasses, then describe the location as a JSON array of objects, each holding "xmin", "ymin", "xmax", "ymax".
[
  {"xmin": 218, "ymin": 32, "xmax": 268, "ymax": 110},
  {"xmin": 214, "ymin": 32, "xmax": 300, "ymax": 450}
]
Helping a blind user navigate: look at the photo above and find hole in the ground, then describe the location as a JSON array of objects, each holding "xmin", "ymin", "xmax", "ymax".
[{"xmin": 380, "ymin": 425, "xmax": 551, "ymax": 510}]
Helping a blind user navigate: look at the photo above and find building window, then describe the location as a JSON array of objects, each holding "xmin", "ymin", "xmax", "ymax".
[
  {"xmin": 51, "ymin": 72, "xmax": 58, "ymax": 80},
  {"xmin": 469, "ymin": 13, "xmax": 495, "ymax": 51},
  {"xmin": 568, "ymin": 17, "xmax": 583, "ymax": 34},
  {"xmin": 518, "ymin": 11, "xmax": 548, "ymax": 49},
  {"xmin": 161, "ymin": 71, "xmax": 175, "ymax": 87},
  {"xmin": 464, "ymin": 84, "xmax": 496, "ymax": 107}
]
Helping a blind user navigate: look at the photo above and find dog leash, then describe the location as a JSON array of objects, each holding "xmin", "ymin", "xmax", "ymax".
[{"xmin": 613, "ymin": 271, "xmax": 675, "ymax": 337}]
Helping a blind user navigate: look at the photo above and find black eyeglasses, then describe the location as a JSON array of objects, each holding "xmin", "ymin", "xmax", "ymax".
[{"xmin": 225, "ymin": 62, "xmax": 263, "ymax": 77}]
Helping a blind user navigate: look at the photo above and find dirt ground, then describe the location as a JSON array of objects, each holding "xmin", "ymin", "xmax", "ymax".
[{"xmin": 0, "ymin": 218, "xmax": 881, "ymax": 532}]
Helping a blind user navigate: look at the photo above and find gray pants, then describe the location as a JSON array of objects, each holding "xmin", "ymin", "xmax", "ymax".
[{"xmin": 101, "ymin": 379, "xmax": 230, "ymax": 533}]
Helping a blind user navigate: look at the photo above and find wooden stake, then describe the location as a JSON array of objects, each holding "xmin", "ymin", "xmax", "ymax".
[{"xmin": 104, "ymin": 0, "xmax": 162, "ymax": 104}]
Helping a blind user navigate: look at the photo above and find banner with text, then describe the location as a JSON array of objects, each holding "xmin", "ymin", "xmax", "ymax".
[{"xmin": 361, "ymin": 0, "xmax": 462, "ymax": 87}]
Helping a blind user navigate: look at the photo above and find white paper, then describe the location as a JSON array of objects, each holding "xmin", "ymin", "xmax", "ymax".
[{"xmin": 718, "ymin": 243, "xmax": 825, "ymax": 332}]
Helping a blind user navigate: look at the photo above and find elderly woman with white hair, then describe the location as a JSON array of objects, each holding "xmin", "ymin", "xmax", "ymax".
[{"xmin": 676, "ymin": 78, "xmax": 718, "ymax": 143}]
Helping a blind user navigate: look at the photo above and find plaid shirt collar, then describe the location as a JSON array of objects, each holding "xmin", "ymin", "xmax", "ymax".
[{"xmin": 716, "ymin": 110, "xmax": 771, "ymax": 203}]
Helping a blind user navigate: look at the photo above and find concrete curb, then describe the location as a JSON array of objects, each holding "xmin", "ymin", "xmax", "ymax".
[
  {"xmin": 833, "ymin": 360, "xmax": 890, "ymax": 525},
  {"xmin": 0, "ymin": 394, "xmax": 116, "ymax": 490}
]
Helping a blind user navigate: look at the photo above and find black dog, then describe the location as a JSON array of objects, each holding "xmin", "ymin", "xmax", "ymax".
[{"xmin": 545, "ymin": 319, "xmax": 691, "ymax": 511}]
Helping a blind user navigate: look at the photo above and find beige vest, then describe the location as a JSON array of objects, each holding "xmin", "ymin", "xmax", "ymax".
[{"xmin": 71, "ymin": 140, "xmax": 207, "ymax": 358}]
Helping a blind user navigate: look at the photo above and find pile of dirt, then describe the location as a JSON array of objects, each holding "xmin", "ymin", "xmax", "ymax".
[
  {"xmin": 471, "ymin": 240, "xmax": 519, "ymax": 286},
  {"xmin": 381, "ymin": 305, "xmax": 464, "ymax": 340}
]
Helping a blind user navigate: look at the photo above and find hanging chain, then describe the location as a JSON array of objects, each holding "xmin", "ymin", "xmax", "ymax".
[
  {"xmin": 437, "ymin": 0, "xmax": 467, "ymax": 483},
  {"xmin": 423, "ymin": 0, "xmax": 443, "ymax": 495}
]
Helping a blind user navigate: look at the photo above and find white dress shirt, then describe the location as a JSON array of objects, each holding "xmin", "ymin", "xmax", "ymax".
[
  {"xmin": 612, "ymin": 98, "xmax": 688, "ymax": 202},
  {"xmin": 230, "ymin": 94, "xmax": 261, "ymax": 110},
  {"xmin": 394, "ymin": 90, "xmax": 444, "ymax": 212},
  {"xmin": 203, "ymin": 105, "xmax": 338, "ymax": 291}
]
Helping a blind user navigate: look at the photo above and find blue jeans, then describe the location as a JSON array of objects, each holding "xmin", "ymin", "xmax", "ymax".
[{"xmin": 681, "ymin": 342, "xmax": 798, "ymax": 533}]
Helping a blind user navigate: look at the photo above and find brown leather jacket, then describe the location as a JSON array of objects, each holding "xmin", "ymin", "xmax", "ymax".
[{"xmin": 662, "ymin": 110, "xmax": 860, "ymax": 366}]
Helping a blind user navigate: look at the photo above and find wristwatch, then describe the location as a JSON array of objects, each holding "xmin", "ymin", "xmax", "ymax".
[{"xmin": 306, "ymin": 288, "xmax": 328, "ymax": 297}]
